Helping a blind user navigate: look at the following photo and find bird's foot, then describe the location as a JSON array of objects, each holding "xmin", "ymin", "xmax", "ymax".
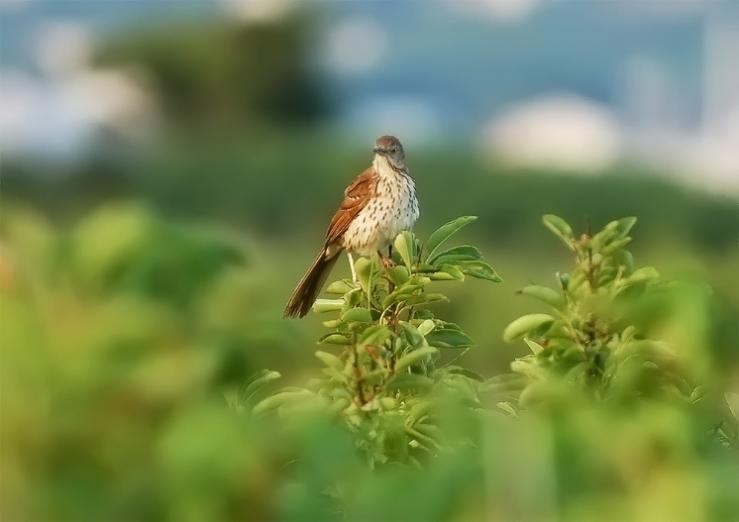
[{"xmin": 378, "ymin": 252, "xmax": 395, "ymax": 270}]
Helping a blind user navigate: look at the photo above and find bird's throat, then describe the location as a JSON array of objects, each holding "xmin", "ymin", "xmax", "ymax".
[{"xmin": 373, "ymin": 155, "xmax": 406, "ymax": 177}]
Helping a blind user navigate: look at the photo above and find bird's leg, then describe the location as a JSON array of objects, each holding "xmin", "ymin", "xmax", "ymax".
[
  {"xmin": 348, "ymin": 251, "xmax": 357, "ymax": 283},
  {"xmin": 378, "ymin": 250, "xmax": 394, "ymax": 270}
]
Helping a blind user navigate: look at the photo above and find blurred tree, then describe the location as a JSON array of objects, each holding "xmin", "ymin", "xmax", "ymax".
[{"xmin": 95, "ymin": 14, "xmax": 330, "ymax": 131}]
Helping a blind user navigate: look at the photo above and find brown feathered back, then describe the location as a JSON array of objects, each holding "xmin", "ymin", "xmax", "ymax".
[
  {"xmin": 283, "ymin": 167, "xmax": 378, "ymax": 318},
  {"xmin": 325, "ymin": 167, "xmax": 377, "ymax": 243}
]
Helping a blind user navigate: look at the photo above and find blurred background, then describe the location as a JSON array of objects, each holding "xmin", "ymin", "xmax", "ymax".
[{"xmin": 1, "ymin": 0, "xmax": 738, "ymax": 520}]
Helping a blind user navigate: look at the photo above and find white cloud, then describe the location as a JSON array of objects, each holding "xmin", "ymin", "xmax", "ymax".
[
  {"xmin": 34, "ymin": 21, "xmax": 92, "ymax": 79},
  {"xmin": 481, "ymin": 94, "xmax": 622, "ymax": 172},
  {"xmin": 447, "ymin": 0, "xmax": 540, "ymax": 23},
  {"xmin": 324, "ymin": 16, "xmax": 387, "ymax": 76},
  {"xmin": 0, "ymin": 70, "xmax": 89, "ymax": 158},
  {"xmin": 0, "ymin": 65, "xmax": 155, "ymax": 159},
  {"xmin": 218, "ymin": 0, "xmax": 292, "ymax": 23}
]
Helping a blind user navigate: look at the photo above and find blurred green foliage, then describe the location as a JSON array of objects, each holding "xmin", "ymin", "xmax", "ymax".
[
  {"xmin": 501, "ymin": 215, "xmax": 705, "ymax": 405},
  {"xmin": 0, "ymin": 203, "xmax": 306, "ymax": 521},
  {"xmin": 2, "ymin": 203, "xmax": 737, "ymax": 521},
  {"xmin": 95, "ymin": 14, "xmax": 329, "ymax": 131}
]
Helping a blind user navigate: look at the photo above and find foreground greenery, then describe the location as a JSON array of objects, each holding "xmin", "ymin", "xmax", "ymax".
[
  {"xmin": 248, "ymin": 216, "xmax": 501, "ymax": 467},
  {"xmin": 2, "ymin": 204, "xmax": 738, "ymax": 521}
]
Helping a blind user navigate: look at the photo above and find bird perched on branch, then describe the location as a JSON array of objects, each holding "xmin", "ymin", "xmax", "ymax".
[{"xmin": 284, "ymin": 135, "xmax": 419, "ymax": 318}]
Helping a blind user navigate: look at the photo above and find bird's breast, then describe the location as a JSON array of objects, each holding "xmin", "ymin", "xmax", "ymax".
[{"xmin": 342, "ymin": 171, "xmax": 418, "ymax": 255}]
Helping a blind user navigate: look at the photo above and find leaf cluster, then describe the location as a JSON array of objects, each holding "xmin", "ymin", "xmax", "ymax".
[
  {"xmin": 500, "ymin": 215, "xmax": 698, "ymax": 410},
  {"xmin": 250, "ymin": 217, "xmax": 501, "ymax": 465}
]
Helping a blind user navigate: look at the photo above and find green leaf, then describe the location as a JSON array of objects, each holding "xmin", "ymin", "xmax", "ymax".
[
  {"xmin": 415, "ymin": 262, "xmax": 439, "ymax": 273},
  {"xmin": 424, "ymin": 216, "xmax": 478, "ymax": 262},
  {"xmin": 355, "ymin": 257, "xmax": 373, "ymax": 291},
  {"xmin": 385, "ymin": 374, "xmax": 434, "ymax": 393},
  {"xmin": 601, "ymin": 237, "xmax": 632, "ymax": 255},
  {"xmin": 590, "ymin": 227, "xmax": 617, "ymax": 251},
  {"xmin": 502, "ymin": 314, "xmax": 555, "ymax": 342},
  {"xmin": 619, "ymin": 340, "xmax": 675, "ymax": 360},
  {"xmin": 341, "ymin": 307, "xmax": 373, "ymax": 323},
  {"xmin": 358, "ymin": 324, "xmax": 392, "ymax": 347},
  {"xmin": 510, "ymin": 357, "xmax": 548, "ymax": 380},
  {"xmin": 613, "ymin": 216, "xmax": 637, "ymax": 237},
  {"xmin": 426, "ymin": 328, "xmax": 473, "ymax": 349},
  {"xmin": 428, "ymin": 264, "xmax": 465, "ymax": 281},
  {"xmin": 524, "ymin": 338, "xmax": 545, "ymax": 354},
  {"xmin": 542, "ymin": 214, "xmax": 574, "ymax": 250},
  {"xmin": 243, "ymin": 370, "xmax": 282, "ymax": 404},
  {"xmin": 312, "ymin": 299, "xmax": 344, "ymax": 313},
  {"xmin": 387, "ymin": 265, "xmax": 410, "ymax": 286},
  {"xmin": 318, "ymin": 333, "xmax": 351, "ymax": 345},
  {"xmin": 414, "ymin": 309, "xmax": 435, "ymax": 320},
  {"xmin": 726, "ymin": 393, "xmax": 739, "ymax": 421},
  {"xmin": 252, "ymin": 389, "xmax": 314, "ymax": 414},
  {"xmin": 517, "ymin": 285, "xmax": 565, "ymax": 309},
  {"xmin": 627, "ymin": 266, "xmax": 659, "ymax": 283},
  {"xmin": 497, "ymin": 402, "xmax": 518, "ymax": 416},
  {"xmin": 519, "ymin": 381, "xmax": 549, "ymax": 407},
  {"xmin": 400, "ymin": 321, "xmax": 425, "ymax": 347},
  {"xmin": 460, "ymin": 260, "xmax": 502, "ymax": 282},
  {"xmin": 325, "ymin": 280, "xmax": 354, "ymax": 294},
  {"xmin": 417, "ymin": 319, "xmax": 435, "ymax": 336},
  {"xmin": 406, "ymin": 400, "xmax": 435, "ymax": 426},
  {"xmin": 614, "ymin": 249, "xmax": 635, "ymax": 274},
  {"xmin": 329, "ymin": 398, "xmax": 350, "ymax": 414},
  {"xmin": 439, "ymin": 264, "xmax": 466, "ymax": 280},
  {"xmin": 395, "ymin": 347, "xmax": 438, "ymax": 373},
  {"xmin": 428, "ymin": 271, "xmax": 461, "ymax": 281},
  {"xmin": 321, "ymin": 365, "xmax": 347, "ymax": 384},
  {"xmin": 403, "ymin": 293, "xmax": 449, "ymax": 307},
  {"xmin": 428, "ymin": 245, "xmax": 482, "ymax": 266},
  {"xmin": 315, "ymin": 350, "xmax": 343, "ymax": 370},
  {"xmin": 394, "ymin": 231, "xmax": 415, "ymax": 269},
  {"xmin": 381, "ymin": 281, "xmax": 427, "ymax": 308},
  {"xmin": 408, "ymin": 275, "xmax": 432, "ymax": 286},
  {"xmin": 482, "ymin": 373, "xmax": 529, "ymax": 393},
  {"xmin": 445, "ymin": 366, "xmax": 485, "ymax": 382},
  {"xmin": 362, "ymin": 368, "xmax": 387, "ymax": 386},
  {"xmin": 616, "ymin": 267, "xmax": 659, "ymax": 294}
]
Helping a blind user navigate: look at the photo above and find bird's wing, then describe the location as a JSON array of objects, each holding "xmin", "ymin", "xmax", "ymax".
[{"xmin": 325, "ymin": 166, "xmax": 378, "ymax": 245}]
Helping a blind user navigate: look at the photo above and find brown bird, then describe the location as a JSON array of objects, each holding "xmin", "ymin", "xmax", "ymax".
[{"xmin": 284, "ymin": 135, "xmax": 419, "ymax": 318}]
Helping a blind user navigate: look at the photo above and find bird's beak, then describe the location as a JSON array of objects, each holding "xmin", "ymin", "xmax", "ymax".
[{"xmin": 373, "ymin": 146, "xmax": 385, "ymax": 154}]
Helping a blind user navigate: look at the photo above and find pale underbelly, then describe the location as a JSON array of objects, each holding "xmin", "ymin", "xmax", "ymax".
[{"xmin": 342, "ymin": 197, "xmax": 417, "ymax": 256}]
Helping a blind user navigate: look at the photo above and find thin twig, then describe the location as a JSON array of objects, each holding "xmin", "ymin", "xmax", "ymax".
[{"xmin": 441, "ymin": 347, "xmax": 471, "ymax": 368}]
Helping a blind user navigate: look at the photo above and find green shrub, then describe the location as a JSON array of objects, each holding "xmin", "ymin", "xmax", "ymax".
[
  {"xmin": 500, "ymin": 215, "xmax": 704, "ymax": 407},
  {"xmin": 2, "ymin": 206, "xmax": 737, "ymax": 521},
  {"xmin": 248, "ymin": 217, "xmax": 501, "ymax": 467},
  {"xmin": 245, "ymin": 215, "xmax": 739, "ymax": 521}
]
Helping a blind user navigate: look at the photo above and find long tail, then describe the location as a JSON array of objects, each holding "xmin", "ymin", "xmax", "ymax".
[{"xmin": 284, "ymin": 247, "xmax": 341, "ymax": 318}]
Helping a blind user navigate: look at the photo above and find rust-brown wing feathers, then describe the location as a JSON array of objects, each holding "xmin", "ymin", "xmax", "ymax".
[
  {"xmin": 284, "ymin": 167, "xmax": 377, "ymax": 318},
  {"xmin": 325, "ymin": 167, "xmax": 378, "ymax": 245}
]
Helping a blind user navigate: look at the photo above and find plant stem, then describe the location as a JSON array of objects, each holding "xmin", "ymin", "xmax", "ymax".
[{"xmin": 351, "ymin": 331, "xmax": 366, "ymax": 405}]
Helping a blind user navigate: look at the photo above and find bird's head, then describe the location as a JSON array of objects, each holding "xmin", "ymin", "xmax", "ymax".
[{"xmin": 373, "ymin": 135, "xmax": 406, "ymax": 170}]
